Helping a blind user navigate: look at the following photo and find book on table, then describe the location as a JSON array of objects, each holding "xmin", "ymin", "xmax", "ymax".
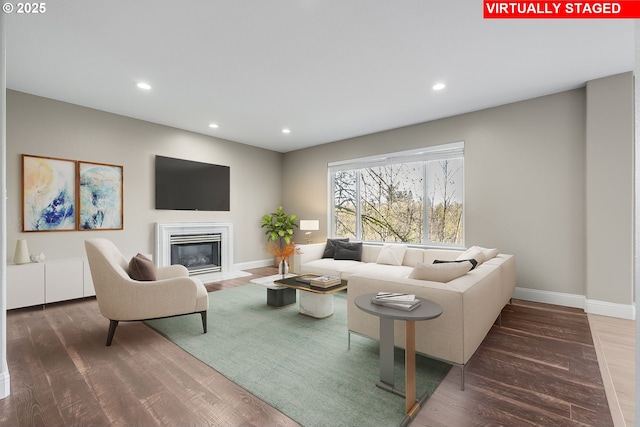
[
  {"xmin": 371, "ymin": 292, "xmax": 422, "ymax": 311},
  {"xmin": 294, "ymin": 274, "xmax": 314, "ymax": 284},
  {"xmin": 309, "ymin": 275, "xmax": 342, "ymax": 287}
]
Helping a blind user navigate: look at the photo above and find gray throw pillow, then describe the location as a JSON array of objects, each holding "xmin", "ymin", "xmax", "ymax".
[
  {"xmin": 128, "ymin": 253, "xmax": 158, "ymax": 281},
  {"xmin": 322, "ymin": 238, "xmax": 349, "ymax": 258},
  {"xmin": 333, "ymin": 241, "xmax": 362, "ymax": 261}
]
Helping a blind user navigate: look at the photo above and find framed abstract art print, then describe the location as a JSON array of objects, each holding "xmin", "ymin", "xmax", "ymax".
[
  {"xmin": 78, "ymin": 161, "xmax": 124, "ymax": 230},
  {"xmin": 22, "ymin": 154, "xmax": 77, "ymax": 232}
]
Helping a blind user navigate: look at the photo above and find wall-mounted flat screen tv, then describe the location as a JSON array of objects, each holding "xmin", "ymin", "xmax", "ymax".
[{"xmin": 155, "ymin": 155, "xmax": 230, "ymax": 211}]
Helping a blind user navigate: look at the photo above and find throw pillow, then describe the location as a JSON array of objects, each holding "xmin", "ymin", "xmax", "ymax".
[
  {"xmin": 456, "ymin": 247, "xmax": 486, "ymax": 265},
  {"xmin": 129, "ymin": 253, "xmax": 158, "ymax": 281},
  {"xmin": 479, "ymin": 246, "xmax": 500, "ymax": 260},
  {"xmin": 376, "ymin": 244, "xmax": 408, "ymax": 266},
  {"xmin": 322, "ymin": 238, "xmax": 349, "ymax": 258},
  {"xmin": 433, "ymin": 258, "xmax": 478, "ymax": 270},
  {"xmin": 333, "ymin": 241, "xmax": 363, "ymax": 261},
  {"xmin": 409, "ymin": 261, "xmax": 472, "ymax": 282},
  {"xmin": 458, "ymin": 245, "xmax": 499, "ymax": 264}
]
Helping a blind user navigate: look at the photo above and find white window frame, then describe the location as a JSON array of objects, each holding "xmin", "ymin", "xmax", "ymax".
[{"xmin": 327, "ymin": 141, "xmax": 464, "ymax": 248}]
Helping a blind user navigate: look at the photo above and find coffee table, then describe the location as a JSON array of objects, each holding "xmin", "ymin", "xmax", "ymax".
[
  {"xmin": 274, "ymin": 275, "xmax": 347, "ymax": 319},
  {"xmin": 354, "ymin": 293, "xmax": 443, "ymax": 427},
  {"xmin": 249, "ymin": 274, "xmax": 298, "ymax": 307}
]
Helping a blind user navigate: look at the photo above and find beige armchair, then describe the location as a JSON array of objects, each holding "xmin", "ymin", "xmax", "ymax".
[{"xmin": 85, "ymin": 238, "xmax": 209, "ymax": 346}]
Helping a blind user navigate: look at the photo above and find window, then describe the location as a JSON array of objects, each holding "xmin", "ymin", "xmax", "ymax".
[{"xmin": 329, "ymin": 142, "xmax": 464, "ymax": 247}]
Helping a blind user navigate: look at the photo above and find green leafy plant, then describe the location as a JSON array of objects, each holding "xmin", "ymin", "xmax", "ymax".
[{"xmin": 260, "ymin": 206, "xmax": 298, "ymax": 246}]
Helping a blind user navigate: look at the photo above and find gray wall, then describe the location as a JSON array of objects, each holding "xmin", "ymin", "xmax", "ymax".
[
  {"xmin": 586, "ymin": 73, "xmax": 634, "ymax": 305},
  {"xmin": 284, "ymin": 73, "xmax": 634, "ymax": 306},
  {"xmin": 6, "ymin": 90, "xmax": 283, "ymax": 265}
]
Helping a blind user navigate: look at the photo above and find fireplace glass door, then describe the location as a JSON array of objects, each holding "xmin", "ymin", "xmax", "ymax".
[{"xmin": 170, "ymin": 234, "xmax": 221, "ymax": 275}]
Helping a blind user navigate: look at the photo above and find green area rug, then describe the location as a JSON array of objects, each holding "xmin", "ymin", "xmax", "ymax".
[{"xmin": 146, "ymin": 283, "xmax": 450, "ymax": 427}]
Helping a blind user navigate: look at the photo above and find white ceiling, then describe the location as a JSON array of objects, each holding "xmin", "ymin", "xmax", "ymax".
[{"xmin": 5, "ymin": 1, "xmax": 635, "ymax": 153}]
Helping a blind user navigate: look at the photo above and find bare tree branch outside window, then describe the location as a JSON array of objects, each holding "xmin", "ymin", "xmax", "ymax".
[{"xmin": 332, "ymin": 155, "xmax": 463, "ymax": 246}]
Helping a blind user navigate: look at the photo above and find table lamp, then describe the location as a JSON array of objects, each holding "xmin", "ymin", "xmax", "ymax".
[{"xmin": 299, "ymin": 220, "xmax": 319, "ymax": 244}]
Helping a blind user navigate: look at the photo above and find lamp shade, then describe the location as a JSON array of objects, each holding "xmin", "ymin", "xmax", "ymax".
[{"xmin": 299, "ymin": 220, "xmax": 319, "ymax": 231}]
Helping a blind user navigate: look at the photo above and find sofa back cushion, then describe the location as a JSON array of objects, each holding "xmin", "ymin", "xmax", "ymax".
[
  {"xmin": 361, "ymin": 244, "xmax": 425, "ymax": 267},
  {"xmin": 376, "ymin": 244, "xmax": 408, "ymax": 266},
  {"xmin": 360, "ymin": 245, "xmax": 381, "ymax": 263},
  {"xmin": 403, "ymin": 248, "xmax": 426, "ymax": 267}
]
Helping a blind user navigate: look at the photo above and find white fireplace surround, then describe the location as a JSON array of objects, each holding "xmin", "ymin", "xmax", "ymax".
[{"xmin": 155, "ymin": 222, "xmax": 233, "ymax": 275}]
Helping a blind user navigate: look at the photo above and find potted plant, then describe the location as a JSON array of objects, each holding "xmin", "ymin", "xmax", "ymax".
[{"xmin": 260, "ymin": 206, "xmax": 300, "ymax": 274}]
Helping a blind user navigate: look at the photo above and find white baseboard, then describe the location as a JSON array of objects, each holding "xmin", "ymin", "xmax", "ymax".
[
  {"xmin": 0, "ymin": 363, "xmax": 10, "ymax": 399},
  {"xmin": 585, "ymin": 298, "xmax": 636, "ymax": 320},
  {"xmin": 235, "ymin": 259, "xmax": 274, "ymax": 270},
  {"xmin": 193, "ymin": 270, "xmax": 252, "ymax": 283},
  {"xmin": 193, "ymin": 259, "xmax": 279, "ymax": 283},
  {"xmin": 513, "ymin": 287, "xmax": 636, "ymax": 320}
]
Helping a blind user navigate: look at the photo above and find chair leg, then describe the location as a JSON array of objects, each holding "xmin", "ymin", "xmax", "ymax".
[
  {"xmin": 106, "ymin": 320, "xmax": 119, "ymax": 346},
  {"xmin": 200, "ymin": 311, "xmax": 207, "ymax": 333}
]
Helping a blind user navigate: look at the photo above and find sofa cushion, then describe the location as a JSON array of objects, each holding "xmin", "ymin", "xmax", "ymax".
[
  {"xmin": 402, "ymin": 248, "xmax": 426, "ymax": 267},
  {"xmin": 322, "ymin": 238, "xmax": 349, "ymax": 258},
  {"xmin": 301, "ymin": 258, "xmax": 364, "ymax": 278},
  {"xmin": 434, "ymin": 258, "xmax": 478, "ymax": 270},
  {"xmin": 409, "ymin": 261, "xmax": 472, "ymax": 282},
  {"xmin": 376, "ymin": 244, "xmax": 408, "ymax": 266},
  {"xmin": 343, "ymin": 262, "xmax": 414, "ymax": 280},
  {"xmin": 334, "ymin": 241, "xmax": 363, "ymax": 261},
  {"xmin": 128, "ymin": 253, "xmax": 157, "ymax": 281}
]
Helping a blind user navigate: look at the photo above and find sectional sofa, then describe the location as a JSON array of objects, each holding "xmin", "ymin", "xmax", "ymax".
[{"xmin": 293, "ymin": 240, "xmax": 516, "ymax": 388}]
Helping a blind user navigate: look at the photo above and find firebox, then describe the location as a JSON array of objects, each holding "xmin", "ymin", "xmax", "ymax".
[{"xmin": 170, "ymin": 233, "xmax": 222, "ymax": 275}]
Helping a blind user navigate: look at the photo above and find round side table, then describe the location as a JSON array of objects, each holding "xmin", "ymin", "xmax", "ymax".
[{"xmin": 354, "ymin": 293, "xmax": 443, "ymax": 426}]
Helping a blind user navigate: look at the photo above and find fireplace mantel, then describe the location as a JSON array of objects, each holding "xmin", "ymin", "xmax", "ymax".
[{"xmin": 155, "ymin": 222, "xmax": 233, "ymax": 275}]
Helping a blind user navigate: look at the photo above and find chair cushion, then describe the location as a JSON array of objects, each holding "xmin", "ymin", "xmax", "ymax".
[{"xmin": 129, "ymin": 253, "xmax": 158, "ymax": 281}]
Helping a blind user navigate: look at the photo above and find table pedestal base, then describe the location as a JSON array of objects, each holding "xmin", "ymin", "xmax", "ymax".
[
  {"xmin": 354, "ymin": 293, "xmax": 443, "ymax": 427},
  {"xmin": 377, "ymin": 315, "xmax": 428, "ymax": 426},
  {"xmin": 376, "ymin": 380, "xmax": 405, "ymax": 397},
  {"xmin": 299, "ymin": 291, "xmax": 334, "ymax": 318},
  {"xmin": 267, "ymin": 287, "xmax": 296, "ymax": 307}
]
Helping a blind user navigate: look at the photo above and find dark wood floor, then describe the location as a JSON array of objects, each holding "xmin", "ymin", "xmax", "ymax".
[{"xmin": 0, "ymin": 267, "xmax": 612, "ymax": 427}]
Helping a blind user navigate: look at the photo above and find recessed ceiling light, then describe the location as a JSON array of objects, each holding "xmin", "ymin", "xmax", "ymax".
[
  {"xmin": 282, "ymin": 128, "xmax": 291, "ymax": 134},
  {"xmin": 136, "ymin": 82, "xmax": 152, "ymax": 90},
  {"xmin": 432, "ymin": 82, "xmax": 446, "ymax": 91},
  {"xmin": 209, "ymin": 123, "xmax": 219, "ymax": 129}
]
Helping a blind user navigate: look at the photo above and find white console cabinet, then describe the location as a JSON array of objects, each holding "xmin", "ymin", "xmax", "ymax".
[
  {"xmin": 7, "ymin": 262, "xmax": 45, "ymax": 309},
  {"xmin": 7, "ymin": 258, "xmax": 96, "ymax": 310},
  {"xmin": 83, "ymin": 259, "xmax": 96, "ymax": 297}
]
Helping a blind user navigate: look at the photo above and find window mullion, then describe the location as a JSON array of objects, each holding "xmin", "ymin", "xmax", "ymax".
[
  {"xmin": 423, "ymin": 161, "xmax": 429, "ymax": 245},
  {"xmin": 355, "ymin": 169, "xmax": 362, "ymax": 240}
]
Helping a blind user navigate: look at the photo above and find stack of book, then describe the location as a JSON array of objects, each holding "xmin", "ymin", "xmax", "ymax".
[
  {"xmin": 309, "ymin": 275, "xmax": 342, "ymax": 288},
  {"xmin": 371, "ymin": 292, "xmax": 421, "ymax": 311}
]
